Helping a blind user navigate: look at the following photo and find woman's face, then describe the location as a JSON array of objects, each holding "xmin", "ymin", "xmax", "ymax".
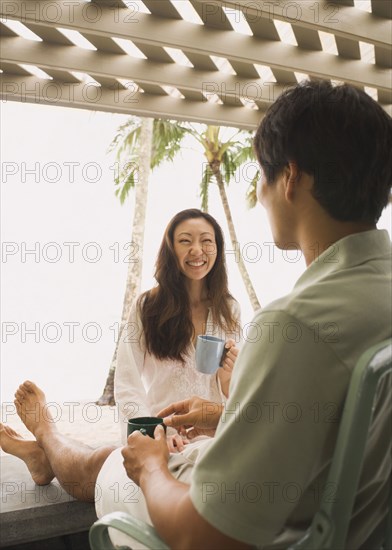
[{"xmin": 173, "ymin": 217, "xmax": 217, "ymax": 281}]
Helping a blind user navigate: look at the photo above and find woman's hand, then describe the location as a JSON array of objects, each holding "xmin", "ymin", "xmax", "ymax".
[
  {"xmin": 166, "ymin": 433, "xmax": 189, "ymax": 453},
  {"xmin": 217, "ymin": 339, "xmax": 239, "ymax": 397}
]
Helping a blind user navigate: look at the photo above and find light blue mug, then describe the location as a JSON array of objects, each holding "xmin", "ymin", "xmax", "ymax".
[{"xmin": 195, "ymin": 335, "xmax": 226, "ymax": 374}]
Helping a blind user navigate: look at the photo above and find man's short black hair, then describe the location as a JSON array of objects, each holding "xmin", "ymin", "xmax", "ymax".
[{"xmin": 254, "ymin": 80, "xmax": 392, "ymax": 223}]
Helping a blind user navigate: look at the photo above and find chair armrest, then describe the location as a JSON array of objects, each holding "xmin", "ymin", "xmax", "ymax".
[
  {"xmin": 89, "ymin": 511, "xmax": 169, "ymax": 550},
  {"xmin": 287, "ymin": 511, "xmax": 334, "ymax": 549}
]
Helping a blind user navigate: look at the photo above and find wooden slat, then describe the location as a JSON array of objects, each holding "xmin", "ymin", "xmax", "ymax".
[
  {"xmin": 182, "ymin": 52, "xmax": 217, "ymax": 71},
  {"xmin": 0, "ymin": 61, "xmax": 31, "ymax": 75},
  {"xmin": 24, "ymin": 23, "xmax": 74, "ymax": 45},
  {"xmin": 371, "ymin": 0, "xmax": 392, "ymax": 19},
  {"xmin": 272, "ymin": 69, "xmax": 298, "ymax": 84},
  {"xmin": 378, "ymin": 90, "xmax": 392, "ymax": 104},
  {"xmin": 292, "ymin": 26, "xmax": 322, "ymax": 51},
  {"xmin": 81, "ymin": 34, "xmax": 125, "ymax": 55},
  {"xmin": 221, "ymin": 94, "xmax": 243, "ymax": 106},
  {"xmin": 244, "ymin": 17, "xmax": 280, "ymax": 41},
  {"xmin": 335, "ymin": 36, "xmax": 361, "ymax": 59},
  {"xmin": 375, "ymin": 46, "xmax": 392, "ymax": 68},
  {"xmin": 142, "ymin": 0, "xmax": 182, "ymax": 19},
  {"xmin": 43, "ymin": 69, "xmax": 80, "ymax": 83},
  {"xmin": 0, "ymin": 4, "xmax": 390, "ymax": 84},
  {"xmin": 2, "ymin": 0, "xmax": 390, "ymax": 47},
  {"xmin": 1, "ymin": 35, "xmax": 290, "ymax": 103},
  {"xmin": 177, "ymin": 88, "xmax": 205, "ymax": 102},
  {"xmin": 0, "ymin": 0, "xmax": 389, "ymax": 123},
  {"xmin": 0, "ymin": 22, "xmax": 18, "ymax": 37},
  {"xmin": 189, "ymin": 0, "xmax": 233, "ymax": 30},
  {"xmin": 91, "ymin": 0, "xmax": 126, "ymax": 6},
  {"xmin": 229, "ymin": 60, "xmax": 260, "ymax": 79},
  {"xmin": 134, "ymin": 83, "xmax": 167, "ymax": 95},
  {"xmin": 0, "ymin": 73, "xmax": 265, "ymax": 128},
  {"xmin": 193, "ymin": 0, "xmax": 391, "ymax": 46},
  {"xmin": 89, "ymin": 75, "xmax": 125, "ymax": 88},
  {"xmin": 131, "ymin": 43, "xmax": 174, "ymax": 63}
]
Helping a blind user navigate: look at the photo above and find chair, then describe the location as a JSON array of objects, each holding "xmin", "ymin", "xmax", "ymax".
[
  {"xmin": 289, "ymin": 338, "xmax": 392, "ymax": 550},
  {"xmin": 89, "ymin": 339, "xmax": 392, "ymax": 550},
  {"xmin": 89, "ymin": 512, "xmax": 169, "ymax": 550}
]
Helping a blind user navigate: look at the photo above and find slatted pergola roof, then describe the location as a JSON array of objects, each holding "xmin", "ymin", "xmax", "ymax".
[{"xmin": 0, "ymin": 0, "xmax": 391, "ymax": 129}]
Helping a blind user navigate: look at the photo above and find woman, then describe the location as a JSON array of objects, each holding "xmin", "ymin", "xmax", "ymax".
[
  {"xmin": 115, "ymin": 209, "xmax": 241, "ymax": 448},
  {"xmin": 0, "ymin": 210, "xmax": 239, "ymax": 501}
]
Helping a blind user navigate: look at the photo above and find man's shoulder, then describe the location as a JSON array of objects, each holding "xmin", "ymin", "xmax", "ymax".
[
  {"xmin": 261, "ymin": 246, "xmax": 391, "ymax": 323},
  {"xmin": 249, "ymin": 252, "xmax": 391, "ymax": 372}
]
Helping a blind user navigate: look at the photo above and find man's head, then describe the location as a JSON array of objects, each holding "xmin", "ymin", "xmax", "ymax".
[{"xmin": 254, "ymin": 80, "xmax": 392, "ymax": 225}]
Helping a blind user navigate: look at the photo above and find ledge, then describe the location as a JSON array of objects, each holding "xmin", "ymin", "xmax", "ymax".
[{"xmin": 0, "ymin": 455, "xmax": 97, "ymax": 547}]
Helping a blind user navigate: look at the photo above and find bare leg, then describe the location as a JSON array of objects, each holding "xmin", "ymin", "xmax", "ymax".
[{"xmin": 13, "ymin": 381, "xmax": 117, "ymax": 502}]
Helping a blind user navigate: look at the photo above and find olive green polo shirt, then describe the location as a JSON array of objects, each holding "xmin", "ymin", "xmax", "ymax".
[{"xmin": 190, "ymin": 229, "xmax": 391, "ymax": 549}]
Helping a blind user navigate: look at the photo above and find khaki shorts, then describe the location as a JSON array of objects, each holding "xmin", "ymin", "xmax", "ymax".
[{"xmin": 95, "ymin": 438, "xmax": 212, "ymax": 548}]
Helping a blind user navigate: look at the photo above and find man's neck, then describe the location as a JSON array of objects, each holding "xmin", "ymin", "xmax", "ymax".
[{"xmin": 299, "ymin": 219, "xmax": 376, "ymax": 266}]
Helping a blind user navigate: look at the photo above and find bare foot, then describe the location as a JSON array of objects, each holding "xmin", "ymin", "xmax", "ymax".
[
  {"xmin": 0, "ymin": 423, "xmax": 55, "ymax": 485},
  {"xmin": 14, "ymin": 381, "xmax": 55, "ymax": 440}
]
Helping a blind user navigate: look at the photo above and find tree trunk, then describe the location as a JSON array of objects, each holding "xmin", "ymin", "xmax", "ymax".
[
  {"xmin": 96, "ymin": 117, "xmax": 154, "ymax": 405},
  {"xmin": 211, "ymin": 162, "xmax": 261, "ymax": 312}
]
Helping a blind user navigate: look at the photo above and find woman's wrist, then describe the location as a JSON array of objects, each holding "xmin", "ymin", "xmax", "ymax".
[{"xmin": 216, "ymin": 369, "xmax": 230, "ymax": 398}]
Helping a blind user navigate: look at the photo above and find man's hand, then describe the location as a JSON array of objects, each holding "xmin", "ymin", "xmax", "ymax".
[
  {"xmin": 122, "ymin": 425, "xmax": 169, "ymax": 486},
  {"xmin": 158, "ymin": 397, "xmax": 223, "ymax": 440}
]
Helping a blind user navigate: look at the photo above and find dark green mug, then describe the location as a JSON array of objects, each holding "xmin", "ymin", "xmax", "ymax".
[{"xmin": 127, "ymin": 416, "xmax": 166, "ymax": 438}]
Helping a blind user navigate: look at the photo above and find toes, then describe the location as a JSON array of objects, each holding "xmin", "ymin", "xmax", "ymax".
[
  {"xmin": 14, "ymin": 395, "xmax": 23, "ymax": 407},
  {"xmin": 15, "ymin": 388, "xmax": 26, "ymax": 401},
  {"xmin": 22, "ymin": 380, "xmax": 34, "ymax": 392},
  {"xmin": 4, "ymin": 425, "xmax": 19, "ymax": 437},
  {"xmin": 15, "ymin": 381, "xmax": 33, "ymax": 398},
  {"xmin": 0, "ymin": 423, "xmax": 23, "ymax": 446},
  {"xmin": 23, "ymin": 381, "xmax": 37, "ymax": 392},
  {"xmin": 22, "ymin": 381, "xmax": 45, "ymax": 399},
  {"xmin": 15, "ymin": 381, "xmax": 45, "ymax": 403}
]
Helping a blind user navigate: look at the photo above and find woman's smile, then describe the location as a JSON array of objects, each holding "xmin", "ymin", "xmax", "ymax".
[{"xmin": 185, "ymin": 259, "xmax": 207, "ymax": 268}]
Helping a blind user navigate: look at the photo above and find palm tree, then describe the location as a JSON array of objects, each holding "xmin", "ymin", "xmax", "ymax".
[
  {"xmin": 96, "ymin": 118, "xmax": 188, "ymax": 405},
  {"xmin": 193, "ymin": 125, "xmax": 261, "ymax": 311}
]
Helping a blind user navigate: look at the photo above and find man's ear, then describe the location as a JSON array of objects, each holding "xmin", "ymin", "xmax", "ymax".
[{"xmin": 284, "ymin": 162, "xmax": 301, "ymax": 201}]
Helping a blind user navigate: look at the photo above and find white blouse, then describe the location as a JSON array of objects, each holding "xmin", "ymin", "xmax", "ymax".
[{"xmin": 114, "ymin": 297, "xmax": 241, "ymax": 443}]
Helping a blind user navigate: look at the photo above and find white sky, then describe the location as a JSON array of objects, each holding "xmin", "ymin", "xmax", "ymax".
[{"xmin": 1, "ymin": 101, "xmax": 391, "ymax": 404}]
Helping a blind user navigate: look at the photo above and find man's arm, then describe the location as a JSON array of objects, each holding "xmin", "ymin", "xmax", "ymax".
[{"xmin": 121, "ymin": 427, "xmax": 250, "ymax": 550}]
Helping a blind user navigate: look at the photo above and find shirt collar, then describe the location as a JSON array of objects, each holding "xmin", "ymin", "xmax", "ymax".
[{"xmin": 293, "ymin": 229, "xmax": 391, "ymax": 293}]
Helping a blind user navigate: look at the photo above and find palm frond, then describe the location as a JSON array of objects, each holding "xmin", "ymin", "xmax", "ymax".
[
  {"xmin": 246, "ymin": 169, "xmax": 260, "ymax": 209},
  {"xmin": 221, "ymin": 150, "xmax": 238, "ymax": 185},
  {"xmin": 217, "ymin": 140, "xmax": 238, "ymax": 161},
  {"xmin": 108, "ymin": 118, "xmax": 141, "ymax": 154},
  {"xmin": 114, "ymin": 158, "xmax": 139, "ymax": 204},
  {"xmin": 151, "ymin": 119, "xmax": 189, "ymax": 169},
  {"xmin": 233, "ymin": 142, "xmax": 256, "ymax": 166}
]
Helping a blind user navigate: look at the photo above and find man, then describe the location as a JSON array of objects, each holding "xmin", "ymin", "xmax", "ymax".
[
  {"xmin": 2, "ymin": 81, "xmax": 391, "ymax": 549},
  {"xmin": 121, "ymin": 80, "xmax": 392, "ymax": 549}
]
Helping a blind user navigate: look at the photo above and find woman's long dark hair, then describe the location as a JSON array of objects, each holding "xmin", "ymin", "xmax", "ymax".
[{"xmin": 138, "ymin": 209, "xmax": 238, "ymax": 362}]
